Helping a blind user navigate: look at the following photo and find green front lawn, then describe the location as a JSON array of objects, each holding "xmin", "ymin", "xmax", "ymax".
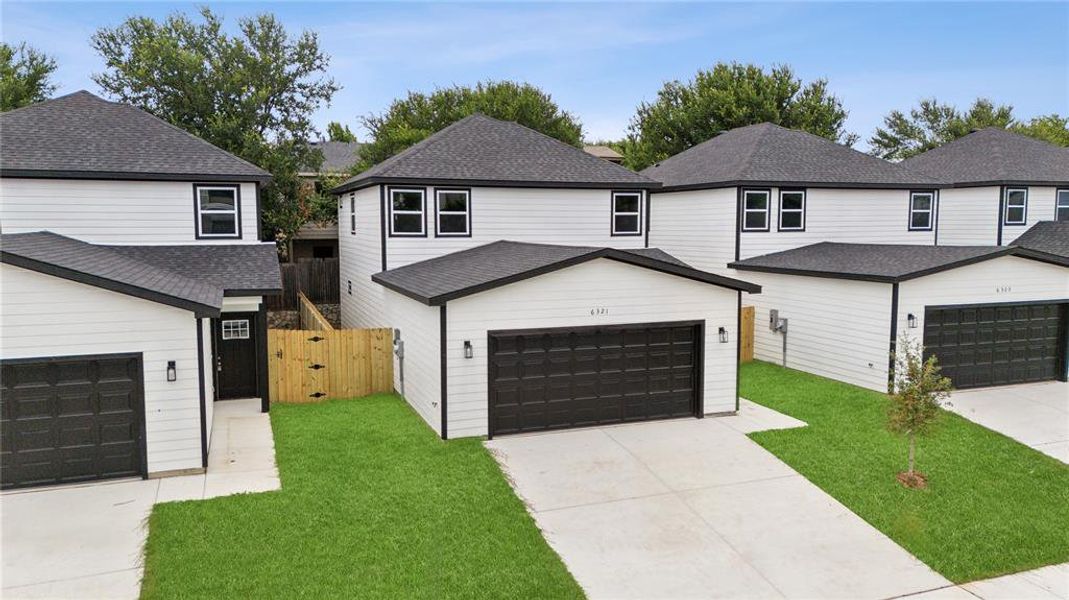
[
  {"xmin": 141, "ymin": 395, "xmax": 583, "ymax": 599},
  {"xmin": 741, "ymin": 361, "xmax": 1069, "ymax": 583}
]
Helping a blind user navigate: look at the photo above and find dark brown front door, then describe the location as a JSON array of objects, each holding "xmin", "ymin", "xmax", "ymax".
[
  {"xmin": 488, "ymin": 322, "xmax": 703, "ymax": 436},
  {"xmin": 215, "ymin": 313, "xmax": 259, "ymax": 399},
  {"xmin": 1, "ymin": 354, "xmax": 146, "ymax": 489}
]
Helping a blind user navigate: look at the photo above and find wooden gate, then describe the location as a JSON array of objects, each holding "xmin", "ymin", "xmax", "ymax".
[
  {"xmin": 739, "ymin": 306, "xmax": 755, "ymax": 363},
  {"xmin": 268, "ymin": 328, "xmax": 393, "ymax": 402}
]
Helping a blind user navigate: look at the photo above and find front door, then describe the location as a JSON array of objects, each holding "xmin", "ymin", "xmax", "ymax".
[{"xmin": 215, "ymin": 313, "xmax": 259, "ymax": 399}]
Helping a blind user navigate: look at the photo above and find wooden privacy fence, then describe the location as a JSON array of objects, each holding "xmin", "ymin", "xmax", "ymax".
[
  {"xmin": 268, "ymin": 328, "xmax": 393, "ymax": 403},
  {"xmin": 298, "ymin": 292, "xmax": 334, "ymax": 331},
  {"xmin": 739, "ymin": 306, "xmax": 755, "ymax": 363},
  {"xmin": 266, "ymin": 258, "xmax": 340, "ymax": 310}
]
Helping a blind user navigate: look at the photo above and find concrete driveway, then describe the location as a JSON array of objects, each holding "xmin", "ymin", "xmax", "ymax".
[
  {"xmin": 948, "ymin": 381, "xmax": 1068, "ymax": 463},
  {"xmin": 486, "ymin": 400, "xmax": 951, "ymax": 599}
]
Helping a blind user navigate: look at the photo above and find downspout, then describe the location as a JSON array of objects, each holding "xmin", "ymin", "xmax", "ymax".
[{"xmin": 393, "ymin": 328, "xmax": 405, "ymax": 396}]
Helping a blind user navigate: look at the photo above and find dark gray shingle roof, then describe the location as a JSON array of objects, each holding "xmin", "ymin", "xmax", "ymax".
[
  {"xmin": 305, "ymin": 141, "xmax": 362, "ymax": 174},
  {"xmin": 373, "ymin": 240, "xmax": 758, "ymax": 305},
  {"xmin": 729, "ymin": 242, "xmax": 1065, "ymax": 282},
  {"xmin": 1, "ymin": 232, "xmax": 223, "ymax": 316},
  {"xmin": 106, "ymin": 243, "xmax": 282, "ymax": 295},
  {"xmin": 1013, "ymin": 221, "xmax": 1069, "ymax": 259},
  {"xmin": 0, "ymin": 91, "xmax": 270, "ymax": 181},
  {"xmin": 335, "ymin": 114, "xmax": 657, "ymax": 193},
  {"xmin": 642, "ymin": 123, "xmax": 940, "ymax": 190},
  {"xmin": 901, "ymin": 128, "xmax": 1069, "ymax": 186}
]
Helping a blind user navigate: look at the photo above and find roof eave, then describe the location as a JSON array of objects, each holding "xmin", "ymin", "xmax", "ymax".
[
  {"xmin": 655, "ymin": 180, "xmax": 944, "ymax": 193},
  {"xmin": 333, "ymin": 176, "xmax": 661, "ymax": 195},
  {"xmin": 0, "ymin": 168, "xmax": 271, "ymax": 184}
]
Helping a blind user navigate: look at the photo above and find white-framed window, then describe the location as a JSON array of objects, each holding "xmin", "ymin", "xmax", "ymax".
[
  {"xmin": 741, "ymin": 189, "xmax": 770, "ymax": 231},
  {"xmin": 909, "ymin": 191, "xmax": 935, "ymax": 231},
  {"xmin": 195, "ymin": 184, "xmax": 240, "ymax": 238},
  {"xmin": 1003, "ymin": 187, "xmax": 1027, "ymax": 225},
  {"xmin": 389, "ymin": 188, "xmax": 425, "ymax": 236},
  {"xmin": 1056, "ymin": 188, "xmax": 1069, "ymax": 222},
  {"xmin": 221, "ymin": 319, "xmax": 250, "ymax": 340},
  {"xmin": 778, "ymin": 189, "xmax": 806, "ymax": 231},
  {"xmin": 611, "ymin": 191, "xmax": 643, "ymax": 236},
  {"xmin": 349, "ymin": 193, "xmax": 356, "ymax": 234},
  {"xmin": 435, "ymin": 189, "xmax": 471, "ymax": 236}
]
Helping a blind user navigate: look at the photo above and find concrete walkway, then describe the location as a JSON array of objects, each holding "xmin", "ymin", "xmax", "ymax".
[
  {"xmin": 948, "ymin": 381, "xmax": 1068, "ymax": 463},
  {"xmin": 909, "ymin": 562, "xmax": 1069, "ymax": 599},
  {"xmin": 487, "ymin": 400, "xmax": 951, "ymax": 599},
  {"xmin": 1, "ymin": 398, "xmax": 280, "ymax": 599}
]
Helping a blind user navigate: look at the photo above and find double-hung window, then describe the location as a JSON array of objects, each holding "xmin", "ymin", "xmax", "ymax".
[
  {"xmin": 435, "ymin": 189, "xmax": 471, "ymax": 236},
  {"xmin": 389, "ymin": 188, "xmax": 425, "ymax": 236},
  {"xmin": 611, "ymin": 191, "xmax": 643, "ymax": 236},
  {"xmin": 1003, "ymin": 187, "xmax": 1027, "ymax": 226},
  {"xmin": 778, "ymin": 189, "xmax": 805, "ymax": 231},
  {"xmin": 909, "ymin": 191, "xmax": 935, "ymax": 231},
  {"xmin": 195, "ymin": 184, "xmax": 240, "ymax": 238},
  {"xmin": 1056, "ymin": 189, "xmax": 1069, "ymax": 222},
  {"xmin": 349, "ymin": 193, "xmax": 356, "ymax": 234},
  {"xmin": 741, "ymin": 189, "xmax": 770, "ymax": 231}
]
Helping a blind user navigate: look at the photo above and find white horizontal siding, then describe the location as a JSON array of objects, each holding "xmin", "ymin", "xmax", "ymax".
[
  {"xmin": 445, "ymin": 259, "xmax": 742, "ymax": 438},
  {"xmin": 0, "ymin": 178, "xmax": 259, "ymax": 244},
  {"xmin": 739, "ymin": 270, "xmax": 893, "ymax": 392},
  {"xmin": 201, "ymin": 318, "xmax": 214, "ymax": 452},
  {"xmin": 1002, "ymin": 186, "xmax": 1059, "ymax": 245},
  {"xmin": 383, "ymin": 289, "xmax": 441, "ymax": 433},
  {"xmin": 338, "ymin": 186, "xmax": 389, "ymax": 328},
  {"xmin": 936, "ymin": 187, "xmax": 998, "ymax": 246},
  {"xmin": 648, "ymin": 188, "xmax": 737, "ymax": 274},
  {"xmin": 1, "ymin": 265, "xmax": 203, "ymax": 474}
]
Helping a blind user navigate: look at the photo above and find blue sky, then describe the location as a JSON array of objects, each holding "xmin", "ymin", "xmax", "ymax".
[{"xmin": 3, "ymin": 2, "xmax": 1066, "ymax": 150}]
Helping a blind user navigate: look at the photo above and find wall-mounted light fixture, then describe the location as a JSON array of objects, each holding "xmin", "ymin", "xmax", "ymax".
[
  {"xmin": 463, "ymin": 340, "xmax": 474, "ymax": 359},
  {"xmin": 166, "ymin": 360, "xmax": 177, "ymax": 382},
  {"xmin": 907, "ymin": 313, "xmax": 918, "ymax": 329},
  {"xmin": 718, "ymin": 327, "xmax": 729, "ymax": 343}
]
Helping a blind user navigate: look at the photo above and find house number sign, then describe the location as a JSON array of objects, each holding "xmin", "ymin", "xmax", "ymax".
[
  {"xmin": 995, "ymin": 285, "xmax": 1012, "ymax": 294},
  {"xmin": 590, "ymin": 307, "xmax": 610, "ymax": 316}
]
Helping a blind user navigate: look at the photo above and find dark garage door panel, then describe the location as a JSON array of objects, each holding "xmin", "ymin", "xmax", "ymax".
[
  {"xmin": 1, "ymin": 354, "xmax": 146, "ymax": 489},
  {"xmin": 488, "ymin": 322, "xmax": 703, "ymax": 436},
  {"xmin": 923, "ymin": 303, "xmax": 1067, "ymax": 389}
]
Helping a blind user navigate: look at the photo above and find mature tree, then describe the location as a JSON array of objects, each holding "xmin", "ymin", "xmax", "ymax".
[
  {"xmin": 356, "ymin": 81, "xmax": 583, "ymax": 171},
  {"xmin": 91, "ymin": 7, "xmax": 339, "ymax": 244},
  {"xmin": 869, "ymin": 98, "xmax": 1015, "ymax": 160},
  {"xmin": 888, "ymin": 336, "xmax": 953, "ymax": 489},
  {"xmin": 326, "ymin": 121, "xmax": 358, "ymax": 143},
  {"xmin": 0, "ymin": 42, "xmax": 57, "ymax": 111},
  {"xmin": 622, "ymin": 62, "xmax": 855, "ymax": 170},
  {"xmin": 1013, "ymin": 114, "xmax": 1069, "ymax": 147}
]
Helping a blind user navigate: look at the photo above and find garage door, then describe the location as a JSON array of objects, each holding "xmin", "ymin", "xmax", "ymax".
[
  {"xmin": 923, "ymin": 303, "xmax": 1067, "ymax": 389},
  {"xmin": 488, "ymin": 322, "xmax": 702, "ymax": 436},
  {"xmin": 1, "ymin": 354, "xmax": 146, "ymax": 489}
]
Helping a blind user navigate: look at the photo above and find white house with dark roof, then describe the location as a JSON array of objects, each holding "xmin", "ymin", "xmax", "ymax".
[
  {"xmin": 0, "ymin": 91, "xmax": 281, "ymax": 488},
  {"xmin": 901, "ymin": 127, "xmax": 1069, "ymax": 246},
  {"xmin": 332, "ymin": 114, "xmax": 759, "ymax": 439}
]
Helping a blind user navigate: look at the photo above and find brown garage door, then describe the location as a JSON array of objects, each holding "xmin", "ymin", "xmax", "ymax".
[
  {"xmin": 488, "ymin": 322, "xmax": 703, "ymax": 436},
  {"xmin": 923, "ymin": 302, "xmax": 1068, "ymax": 389},
  {"xmin": 1, "ymin": 354, "xmax": 146, "ymax": 489}
]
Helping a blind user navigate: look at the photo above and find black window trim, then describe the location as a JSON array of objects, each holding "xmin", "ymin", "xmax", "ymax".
[
  {"xmin": 387, "ymin": 186, "xmax": 428, "ymax": 238},
  {"xmin": 193, "ymin": 183, "xmax": 242, "ymax": 240},
  {"xmin": 610, "ymin": 190, "xmax": 644, "ymax": 237},
  {"xmin": 1003, "ymin": 186, "xmax": 1028, "ymax": 226},
  {"xmin": 434, "ymin": 187, "xmax": 472, "ymax": 238},
  {"xmin": 908, "ymin": 190, "xmax": 936, "ymax": 232},
  {"xmin": 1056, "ymin": 188, "xmax": 1069, "ymax": 222},
  {"xmin": 349, "ymin": 192, "xmax": 356, "ymax": 235},
  {"xmin": 776, "ymin": 188, "xmax": 806, "ymax": 232},
  {"xmin": 740, "ymin": 187, "xmax": 772, "ymax": 232}
]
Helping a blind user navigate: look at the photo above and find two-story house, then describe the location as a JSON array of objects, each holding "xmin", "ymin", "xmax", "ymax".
[
  {"xmin": 0, "ymin": 91, "xmax": 282, "ymax": 489},
  {"xmin": 332, "ymin": 114, "xmax": 760, "ymax": 439}
]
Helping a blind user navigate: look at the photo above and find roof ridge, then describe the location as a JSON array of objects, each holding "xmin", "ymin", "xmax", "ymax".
[
  {"xmin": 357, "ymin": 115, "xmax": 481, "ymax": 179},
  {"xmin": 733, "ymin": 123, "xmax": 777, "ymax": 180}
]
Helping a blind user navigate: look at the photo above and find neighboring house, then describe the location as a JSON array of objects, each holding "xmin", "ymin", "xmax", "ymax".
[
  {"xmin": 583, "ymin": 144, "xmax": 624, "ymax": 164},
  {"xmin": 333, "ymin": 114, "xmax": 759, "ymax": 439},
  {"xmin": 289, "ymin": 140, "xmax": 363, "ymax": 261},
  {"xmin": 901, "ymin": 128, "xmax": 1069, "ymax": 246},
  {"xmin": 0, "ymin": 91, "xmax": 282, "ymax": 489}
]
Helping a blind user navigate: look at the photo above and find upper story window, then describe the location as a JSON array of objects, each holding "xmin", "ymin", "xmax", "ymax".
[
  {"xmin": 194, "ymin": 184, "xmax": 240, "ymax": 238},
  {"xmin": 611, "ymin": 191, "xmax": 643, "ymax": 236},
  {"xmin": 741, "ymin": 189, "xmax": 770, "ymax": 232},
  {"xmin": 389, "ymin": 188, "xmax": 426, "ymax": 236},
  {"xmin": 778, "ymin": 189, "xmax": 806, "ymax": 231},
  {"xmin": 349, "ymin": 193, "xmax": 356, "ymax": 234},
  {"xmin": 1056, "ymin": 189, "xmax": 1069, "ymax": 222},
  {"xmin": 1003, "ymin": 187, "xmax": 1028, "ymax": 226},
  {"xmin": 909, "ymin": 191, "xmax": 935, "ymax": 231},
  {"xmin": 435, "ymin": 189, "xmax": 471, "ymax": 237}
]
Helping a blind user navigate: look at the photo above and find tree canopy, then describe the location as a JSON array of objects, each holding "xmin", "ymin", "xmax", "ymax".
[
  {"xmin": 355, "ymin": 81, "xmax": 583, "ymax": 171},
  {"xmin": 91, "ymin": 7, "xmax": 339, "ymax": 244},
  {"xmin": 621, "ymin": 62, "xmax": 855, "ymax": 170},
  {"xmin": 1, "ymin": 42, "xmax": 57, "ymax": 111},
  {"xmin": 326, "ymin": 121, "xmax": 358, "ymax": 143},
  {"xmin": 869, "ymin": 98, "xmax": 1069, "ymax": 160}
]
